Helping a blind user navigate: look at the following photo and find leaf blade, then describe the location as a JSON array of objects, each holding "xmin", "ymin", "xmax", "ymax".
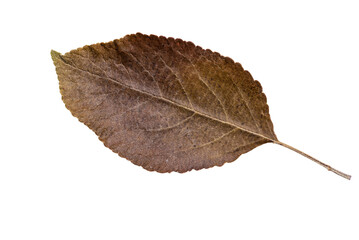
[{"xmin": 51, "ymin": 33, "xmax": 278, "ymax": 173}]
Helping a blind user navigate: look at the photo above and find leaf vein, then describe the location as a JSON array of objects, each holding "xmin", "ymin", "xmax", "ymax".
[
  {"xmin": 175, "ymin": 128, "xmax": 238, "ymax": 153},
  {"xmin": 173, "ymin": 49, "xmax": 229, "ymax": 121},
  {"xmin": 126, "ymin": 52, "xmax": 164, "ymax": 98},
  {"xmin": 57, "ymin": 57, "xmax": 274, "ymax": 143},
  {"xmin": 158, "ymin": 55, "xmax": 194, "ymax": 109},
  {"xmin": 146, "ymin": 113, "xmax": 196, "ymax": 132}
]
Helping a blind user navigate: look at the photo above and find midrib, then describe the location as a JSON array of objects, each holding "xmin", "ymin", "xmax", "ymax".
[{"xmin": 56, "ymin": 52, "xmax": 276, "ymax": 143}]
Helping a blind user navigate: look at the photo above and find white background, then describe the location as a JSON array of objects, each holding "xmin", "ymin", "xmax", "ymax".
[{"xmin": 1, "ymin": 0, "xmax": 358, "ymax": 239}]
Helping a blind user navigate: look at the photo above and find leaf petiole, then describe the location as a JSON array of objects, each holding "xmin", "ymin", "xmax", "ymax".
[{"xmin": 274, "ymin": 141, "xmax": 351, "ymax": 180}]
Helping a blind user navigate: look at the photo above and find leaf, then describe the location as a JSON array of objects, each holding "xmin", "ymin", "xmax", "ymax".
[{"xmin": 51, "ymin": 33, "xmax": 351, "ymax": 180}]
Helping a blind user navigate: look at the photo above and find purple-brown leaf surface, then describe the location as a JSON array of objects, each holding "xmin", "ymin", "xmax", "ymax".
[{"xmin": 51, "ymin": 33, "xmax": 350, "ymax": 179}]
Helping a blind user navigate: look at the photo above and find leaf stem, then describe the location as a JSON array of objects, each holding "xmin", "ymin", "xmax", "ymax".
[{"xmin": 274, "ymin": 141, "xmax": 351, "ymax": 180}]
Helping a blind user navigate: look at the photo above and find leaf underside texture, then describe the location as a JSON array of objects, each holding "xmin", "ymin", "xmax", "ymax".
[{"xmin": 51, "ymin": 33, "xmax": 350, "ymax": 179}]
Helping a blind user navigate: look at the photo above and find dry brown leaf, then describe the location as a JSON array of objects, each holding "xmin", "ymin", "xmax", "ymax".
[{"xmin": 51, "ymin": 33, "xmax": 351, "ymax": 180}]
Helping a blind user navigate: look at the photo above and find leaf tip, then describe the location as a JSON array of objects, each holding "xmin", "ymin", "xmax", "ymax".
[{"xmin": 50, "ymin": 50, "xmax": 62, "ymax": 63}]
